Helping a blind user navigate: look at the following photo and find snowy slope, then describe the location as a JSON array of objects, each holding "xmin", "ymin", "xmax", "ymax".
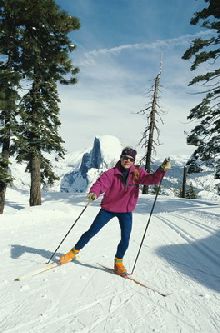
[{"xmin": 1, "ymin": 189, "xmax": 220, "ymax": 333}]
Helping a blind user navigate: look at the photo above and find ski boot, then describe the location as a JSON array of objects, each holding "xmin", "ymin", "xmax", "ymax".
[
  {"xmin": 114, "ymin": 258, "xmax": 128, "ymax": 277},
  {"xmin": 59, "ymin": 248, "xmax": 80, "ymax": 265}
]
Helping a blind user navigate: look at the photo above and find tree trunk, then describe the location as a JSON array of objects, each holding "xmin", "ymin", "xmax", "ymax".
[
  {"xmin": 29, "ymin": 154, "xmax": 41, "ymax": 206},
  {"xmin": 0, "ymin": 110, "xmax": 11, "ymax": 214},
  {"xmin": 142, "ymin": 74, "xmax": 160, "ymax": 194},
  {"xmin": 0, "ymin": 183, "xmax": 6, "ymax": 214},
  {"xmin": 181, "ymin": 166, "xmax": 187, "ymax": 198},
  {"xmin": 29, "ymin": 77, "xmax": 41, "ymax": 206},
  {"xmin": 142, "ymin": 119, "xmax": 154, "ymax": 194}
]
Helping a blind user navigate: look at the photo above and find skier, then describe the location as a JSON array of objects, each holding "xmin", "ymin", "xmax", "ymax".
[{"xmin": 59, "ymin": 147, "xmax": 171, "ymax": 276}]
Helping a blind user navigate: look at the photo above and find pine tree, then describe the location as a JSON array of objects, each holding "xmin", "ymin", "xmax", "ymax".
[
  {"xmin": 0, "ymin": 1, "xmax": 22, "ymax": 213},
  {"xmin": 14, "ymin": 80, "xmax": 65, "ymax": 205},
  {"xmin": 182, "ymin": 0, "xmax": 220, "ymax": 163},
  {"xmin": 0, "ymin": 72, "xmax": 19, "ymax": 213},
  {"xmin": 138, "ymin": 66, "xmax": 164, "ymax": 194},
  {"xmin": 185, "ymin": 182, "xmax": 197, "ymax": 199},
  {"xmin": 9, "ymin": 0, "xmax": 80, "ymax": 206},
  {"xmin": 186, "ymin": 154, "xmax": 202, "ymax": 174}
]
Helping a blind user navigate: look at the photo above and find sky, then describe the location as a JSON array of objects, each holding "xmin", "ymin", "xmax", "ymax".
[{"xmin": 55, "ymin": 0, "xmax": 209, "ymax": 159}]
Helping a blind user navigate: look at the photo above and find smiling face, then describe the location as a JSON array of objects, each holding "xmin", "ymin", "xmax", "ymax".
[{"xmin": 120, "ymin": 155, "xmax": 135, "ymax": 169}]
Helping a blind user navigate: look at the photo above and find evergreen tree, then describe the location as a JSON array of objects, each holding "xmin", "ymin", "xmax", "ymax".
[
  {"xmin": 215, "ymin": 160, "xmax": 220, "ymax": 178},
  {"xmin": 186, "ymin": 154, "xmax": 202, "ymax": 173},
  {"xmin": 0, "ymin": 72, "xmax": 19, "ymax": 213},
  {"xmin": 14, "ymin": 80, "xmax": 65, "ymax": 205},
  {"xmin": 0, "ymin": 1, "xmax": 22, "ymax": 213},
  {"xmin": 182, "ymin": 0, "xmax": 220, "ymax": 163},
  {"xmin": 138, "ymin": 66, "xmax": 164, "ymax": 194},
  {"xmin": 185, "ymin": 182, "xmax": 197, "ymax": 199},
  {"xmin": 9, "ymin": 0, "xmax": 80, "ymax": 206}
]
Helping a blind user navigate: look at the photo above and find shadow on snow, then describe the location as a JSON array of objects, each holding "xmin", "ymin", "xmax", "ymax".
[
  {"xmin": 156, "ymin": 230, "xmax": 220, "ymax": 293},
  {"xmin": 5, "ymin": 201, "xmax": 25, "ymax": 210},
  {"xmin": 10, "ymin": 244, "xmax": 62, "ymax": 263},
  {"xmin": 10, "ymin": 244, "xmax": 112, "ymax": 274}
]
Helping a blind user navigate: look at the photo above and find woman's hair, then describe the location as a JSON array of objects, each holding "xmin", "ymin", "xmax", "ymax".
[{"xmin": 133, "ymin": 166, "xmax": 140, "ymax": 182}]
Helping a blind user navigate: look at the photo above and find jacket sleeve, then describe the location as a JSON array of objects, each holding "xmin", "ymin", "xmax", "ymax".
[
  {"xmin": 89, "ymin": 170, "xmax": 113, "ymax": 198},
  {"xmin": 138, "ymin": 167, "xmax": 165, "ymax": 185}
]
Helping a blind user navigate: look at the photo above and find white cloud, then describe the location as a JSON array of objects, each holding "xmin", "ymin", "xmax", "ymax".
[{"xmin": 79, "ymin": 31, "xmax": 212, "ymax": 65}]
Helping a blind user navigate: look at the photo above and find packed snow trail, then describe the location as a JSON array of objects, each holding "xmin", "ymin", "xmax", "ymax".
[
  {"xmin": 98, "ymin": 264, "xmax": 168, "ymax": 297},
  {"xmin": 0, "ymin": 191, "xmax": 220, "ymax": 333}
]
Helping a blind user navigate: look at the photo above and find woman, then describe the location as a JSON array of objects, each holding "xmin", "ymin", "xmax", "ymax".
[{"xmin": 59, "ymin": 147, "xmax": 170, "ymax": 276}]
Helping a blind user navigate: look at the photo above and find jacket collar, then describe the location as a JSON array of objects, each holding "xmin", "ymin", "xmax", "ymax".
[{"xmin": 114, "ymin": 161, "xmax": 136, "ymax": 175}]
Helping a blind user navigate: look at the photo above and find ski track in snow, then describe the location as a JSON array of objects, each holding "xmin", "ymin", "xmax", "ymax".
[
  {"xmin": 154, "ymin": 212, "xmax": 220, "ymax": 286},
  {"xmin": 1, "ymin": 194, "xmax": 220, "ymax": 333},
  {"xmin": 156, "ymin": 214, "xmax": 219, "ymax": 262},
  {"xmin": 172, "ymin": 212, "xmax": 219, "ymax": 234}
]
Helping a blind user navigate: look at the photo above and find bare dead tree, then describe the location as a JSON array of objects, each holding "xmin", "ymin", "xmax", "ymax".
[{"xmin": 137, "ymin": 65, "xmax": 165, "ymax": 194}]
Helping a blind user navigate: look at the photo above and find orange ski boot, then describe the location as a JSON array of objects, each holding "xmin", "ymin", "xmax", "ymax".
[
  {"xmin": 114, "ymin": 258, "xmax": 128, "ymax": 277},
  {"xmin": 59, "ymin": 248, "xmax": 80, "ymax": 265}
]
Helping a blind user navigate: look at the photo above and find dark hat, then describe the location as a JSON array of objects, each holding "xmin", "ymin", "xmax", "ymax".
[{"xmin": 120, "ymin": 147, "xmax": 137, "ymax": 160}]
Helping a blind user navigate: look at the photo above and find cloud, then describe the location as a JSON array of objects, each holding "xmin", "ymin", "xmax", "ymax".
[
  {"xmin": 79, "ymin": 30, "xmax": 212, "ymax": 65},
  {"xmin": 59, "ymin": 31, "xmax": 210, "ymax": 157}
]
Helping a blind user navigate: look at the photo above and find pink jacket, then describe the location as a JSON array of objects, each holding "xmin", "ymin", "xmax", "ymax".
[{"xmin": 90, "ymin": 162, "xmax": 165, "ymax": 213}]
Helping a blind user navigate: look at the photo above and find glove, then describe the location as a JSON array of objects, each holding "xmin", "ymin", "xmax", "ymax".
[
  {"xmin": 87, "ymin": 193, "xmax": 97, "ymax": 201},
  {"xmin": 160, "ymin": 158, "xmax": 171, "ymax": 171}
]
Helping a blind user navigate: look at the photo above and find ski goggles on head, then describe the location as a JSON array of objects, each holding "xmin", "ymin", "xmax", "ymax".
[{"xmin": 121, "ymin": 155, "xmax": 135, "ymax": 162}]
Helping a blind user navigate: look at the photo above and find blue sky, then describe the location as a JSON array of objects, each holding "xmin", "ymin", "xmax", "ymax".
[{"xmin": 55, "ymin": 0, "xmax": 208, "ymax": 159}]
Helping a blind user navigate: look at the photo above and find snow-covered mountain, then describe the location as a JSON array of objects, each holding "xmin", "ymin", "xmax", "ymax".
[
  {"xmin": 9, "ymin": 135, "xmax": 220, "ymax": 202},
  {"xmin": 60, "ymin": 135, "xmax": 122, "ymax": 193}
]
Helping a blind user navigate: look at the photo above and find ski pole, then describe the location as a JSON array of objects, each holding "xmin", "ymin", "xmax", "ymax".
[
  {"xmin": 131, "ymin": 179, "xmax": 163, "ymax": 275},
  {"xmin": 47, "ymin": 199, "xmax": 91, "ymax": 264}
]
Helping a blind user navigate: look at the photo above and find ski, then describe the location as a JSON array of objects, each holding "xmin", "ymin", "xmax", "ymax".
[
  {"xmin": 15, "ymin": 262, "xmax": 168, "ymax": 297},
  {"xmin": 98, "ymin": 264, "xmax": 168, "ymax": 297},
  {"xmin": 14, "ymin": 262, "xmax": 60, "ymax": 281}
]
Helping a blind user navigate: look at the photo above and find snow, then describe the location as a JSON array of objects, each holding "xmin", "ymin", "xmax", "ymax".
[
  {"xmin": 95, "ymin": 135, "xmax": 122, "ymax": 167},
  {"xmin": 1, "ymin": 135, "xmax": 220, "ymax": 332},
  {"xmin": 1, "ymin": 188, "xmax": 220, "ymax": 333}
]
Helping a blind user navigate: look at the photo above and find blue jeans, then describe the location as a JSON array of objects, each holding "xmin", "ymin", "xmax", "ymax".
[{"xmin": 75, "ymin": 208, "xmax": 133, "ymax": 258}]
